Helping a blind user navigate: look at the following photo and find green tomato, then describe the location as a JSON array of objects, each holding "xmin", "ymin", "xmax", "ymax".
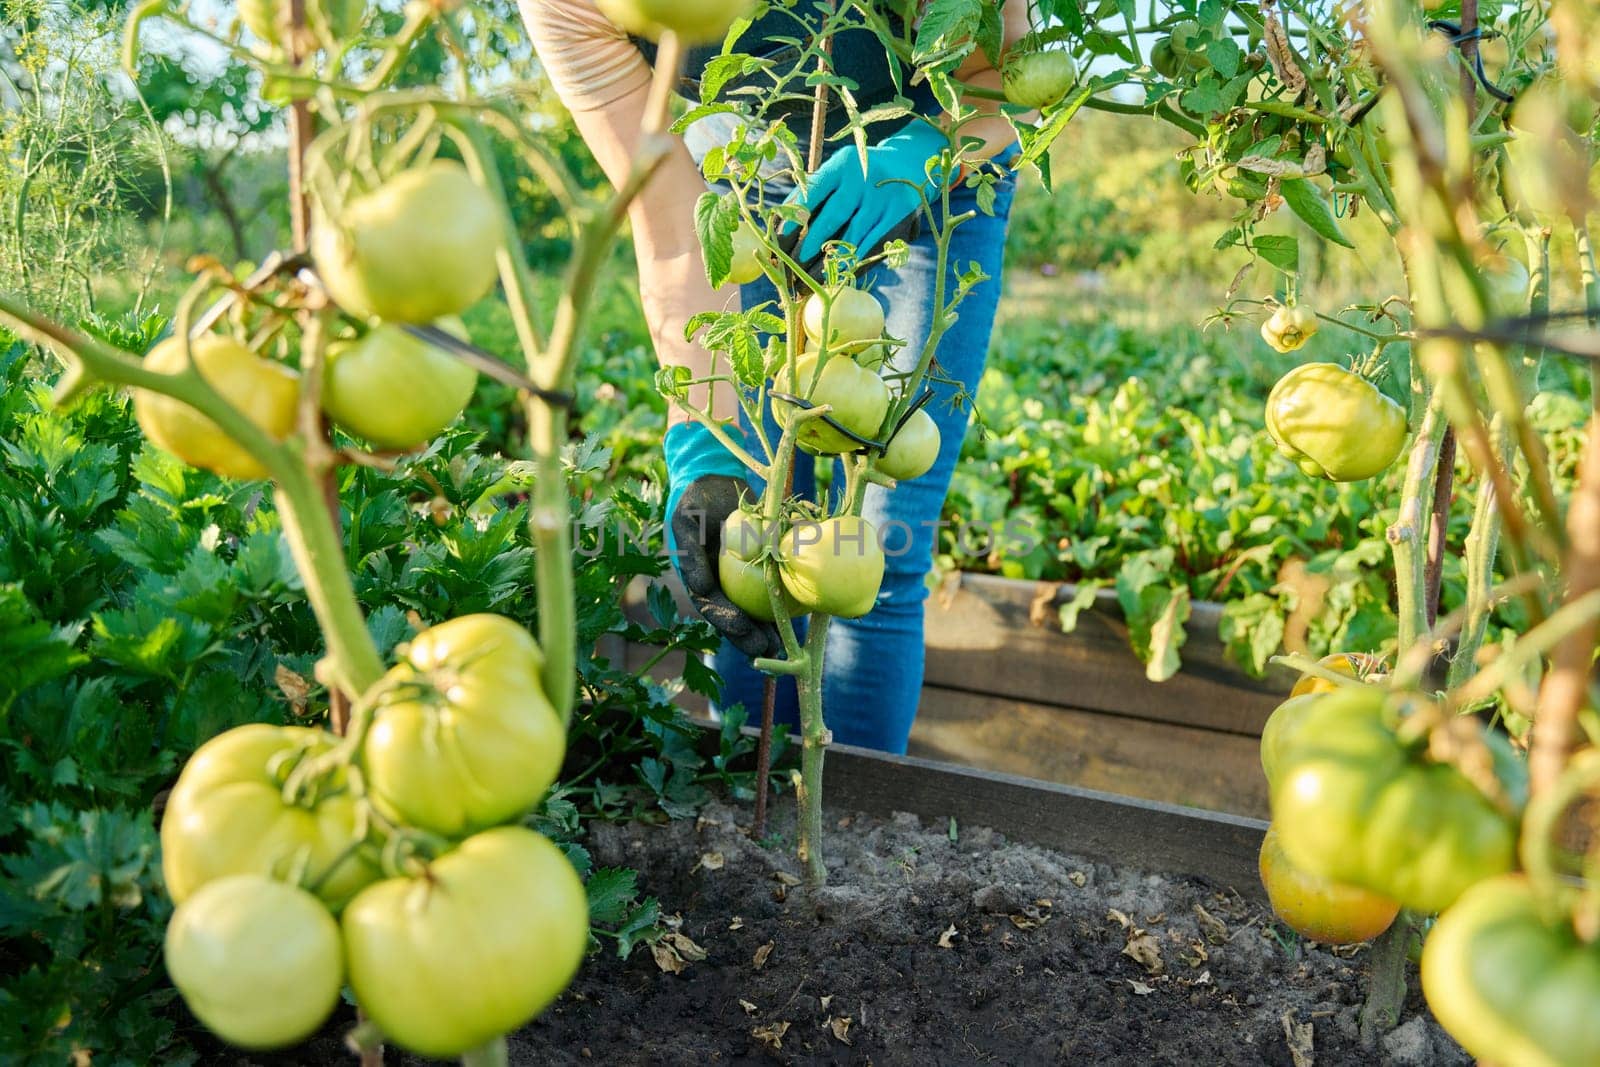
[
  {"xmin": 342, "ymin": 826, "xmax": 589, "ymax": 1059},
  {"xmin": 1479, "ymin": 252, "xmax": 1531, "ymax": 317},
  {"xmin": 1150, "ymin": 38, "xmax": 1182, "ymax": 79},
  {"xmin": 362, "ymin": 614, "xmax": 565, "ymax": 837},
  {"xmin": 312, "ymin": 161, "xmax": 501, "ymax": 324},
  {"xmin": 801, "ymin": 286, "xmax": 885, "ymax": 347},
  {"xmin": 728, "ymin": 223, "xmax": 765, "ymax": 285},
  {"xmin": 1265, "ymin": 362, "xmax": 1408, "ymax": 482},
  {"xmin": 165, "ymin": 875, "xmax": 344, "ymax": 1050},
  {"xmin": 1002, "ymin": 50, "xmax": 1077, "ymax": 110},
  {"xmin": 161, "ymin": 723, "xmax": 379, "ymax": 910},
  {"xmin": 240, "ymin": 0, "xmax": 364, "ymax": 48},
  {"xmin": 1422, "ymin": 875, "xmax": 1600, "ymax": 1067},
  {"xmin": 777, "ymin": 351, "xmax": 890, "ymax": 455},
  {"xmin": 719, "ymin": 552, "xmax": 806, "ymax": 621},
  {"xmin": 1270, "ymin": 687, "xmax": 1518, "ymax": 914},
  {"xmin": 1259, "ymin": 304, "xmax": 1318, "ymax": 352},
  {"xmin": 778, "ymin": 514, "xmax": 886, "ymax": 619},
  {"xmin": 135, "ymin": 334, "xmax": 300, "ymax": 481},
  {"xmin": 1258, "ymin": 693, "xmax": 1325, "ymax": 790},
  {"xmin": 323, "ymin": 320, "xmax": 478, "ymax": 450},
  {"xmin": 876, "ymin": 407, "xmax": 940, "ymax": 482},
  {"xmin": 593, "ymin": 0, "xmax": 753, "ymax": 43},
  {"xmin": 1259, "ymin": 824, "xmax": 1399, "ymax": 946}
]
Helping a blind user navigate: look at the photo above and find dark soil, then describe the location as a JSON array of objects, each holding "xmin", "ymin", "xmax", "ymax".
[{"xmin": 245, "ymin": 800, "xmax": 1469, "ymax": 1067}]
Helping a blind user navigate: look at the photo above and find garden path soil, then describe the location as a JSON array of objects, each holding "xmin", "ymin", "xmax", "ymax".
[{"xmin": 252, "ymin": 800, "xmax": 1469, "ymax": 1067}]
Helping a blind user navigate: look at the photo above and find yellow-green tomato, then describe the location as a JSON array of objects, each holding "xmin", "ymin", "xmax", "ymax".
[
  {"xmin": 728, "ymin": 223, "xmax": 765, "ymax": 285},
  {"xmin": 777, "ymin": 351, "xmax": 890, "ymax": 455},
  {"xmin": 876, "ymin": 407, "xmax": 940, "ymax": 481},
  {"xmin": 312, "ymin": 161, "xmax": 501, "ymax": 323},
  {"xmin": 362, "ymin": 614, "xmax": 564, "ymax": 837},
  {"xmin": 719, "ymin": 552, "xmax": 805, "ymax": 621},
  {"xmin": 1265, "ymin": 363, "xmax": 1408, "ymax": 481},
  {"xmin": 594, "ymin": 0, "xmax": 753, "ymax": 43},
  {"xmin": 135, "ymin": 334, "xmax": 300, "ymax": 481},
  {"xmin": 1478, "ymin": 253, "xmax": 1531, "ymax": 317},
  {"xmin": 341, "ymin": 826, "xmax": 589, "ymax": 1059},
  {"xmin": 322, "ymin": 320, "xmax": 477, "ymax": 450},
  {"xmin": 1260, "ymin": 305, "xmax": 1318, "ymax": 352},
  {"xmin": 778, "ymin": 514, "xmax": 886, "ymax": 619},
  {"xmin": 1422, "ymin": 875, "xmax": 1600, "ymax": 1067},
  {"xmin": 801, "ymin": 286, "xmax": 885, "ymax": 346},
  {"xmin": 161, "ymin": 724, "xmax": 378, "ymax": 910},
  {"xmin": 165, "ymin": 875, "xmax": 344, "ymax": 1050},
  {"xmin": 1259, "ymin": 824, "xmax": 1399, "ymax": 945}
]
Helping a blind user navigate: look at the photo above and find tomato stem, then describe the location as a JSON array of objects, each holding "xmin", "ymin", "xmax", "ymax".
[{"xmin": 459, "ymin": 1037, "xmax": 509, "ymax": 1067}]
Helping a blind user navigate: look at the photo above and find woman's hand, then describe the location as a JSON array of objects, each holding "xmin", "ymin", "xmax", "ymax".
[{"xmin": 791, "ymin": 118, "xmax": 948, "ymax": 263}]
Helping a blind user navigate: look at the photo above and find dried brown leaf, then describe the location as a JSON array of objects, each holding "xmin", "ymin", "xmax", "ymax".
[
  {"xmin": 1068, "ymin": 871, "xmax": 1087, "ymax": 888},
  {"xmin": 1194, "ymin": 903, "xmax": 1229, "ymax": 945},
  {"xmin": 274, "ymin": 665, "xmax": 311, "ymax": 717},
  {"xmin": 773, "ymin": 871, "xmax": 802, "ymax": 887},
  {"xmin": 937, "ymin": 923, "xmax": 958, "ymax": 948},
  {"xmin": 752, "ymin": 1022, "xmax": 790, "ymax": 1051},
  {"xmin": 651, "ymin": 941, "xmax": 686, "ymax": 974},
  {"xmin": 738, "ymin": 999, "xmax": 758, "ymax": 1015},
  {"xmin": 1282, "ymin": 1010, "xmax": 1314, "ymax": 1067},
  {"xmin": 728, "ymin": 916, "xmax": 745, "ymax": 931},
  {"xmin": 753, "ymin": 941, "xmax": 774, "ymax": 969},
  {"xmin": 828, "ymin": 1016, "xmax": 853, "ymax": 1045},
  {"xmin": 1128, "ymin": 980, "xmax": 1156, "ymax": 996},
  {"xmin": 1122, "ymin": 931, "xmax": 1166, "ymax": 976},
  {"xmin": 695, "ymin": 851, "xmax": 725, "ymax": 873},
  {"xmin": 667, "ymin": 932, "xmax": 707, "ymax": 962}
]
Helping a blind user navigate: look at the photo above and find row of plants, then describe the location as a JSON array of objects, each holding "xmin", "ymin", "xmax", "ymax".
[
  {"xmin": 941, "ymin": 313, "xmax": 1589, "ymax": 683},
  {"xmin": 0, "ymin": 302, "xmax": 765, "ymax": 1062}
]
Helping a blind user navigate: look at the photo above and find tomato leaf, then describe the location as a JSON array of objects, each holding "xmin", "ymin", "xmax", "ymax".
[
  {"xmin": 695, "ymin": 191, "xmax": 740, "ymax": 289},
  {"xmin": 1253, "ymin": 234, "xmax": 1300, "ymax": 275},
  {"xmin": 1280, "ymin": 178, "xmax": 1354, "ymax": 248}
]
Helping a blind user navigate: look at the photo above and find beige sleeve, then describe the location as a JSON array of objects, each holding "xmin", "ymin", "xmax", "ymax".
[{"xmin": 519, "ymin": 0, "xmax": 653, "ymax": 112}]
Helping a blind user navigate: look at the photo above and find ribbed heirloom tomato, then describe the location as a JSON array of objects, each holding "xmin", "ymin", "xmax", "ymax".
[
  {"xmin": 135, "ymin": 334, "xmax": 300, "ymax": 480},
  {"xmin": 1422, "ymin": 875, "xmax": 1600, "ymax": 1067},
  {"xmin": 312, "ymin": 161, "xmax": 501, "ymax": 323},
  {"xmin": 1258, "ymin": 825, "xmax": 1399, "ymax": 945},
  {"xmin": 778, "ymin": 514, "xmax": 886, "ymax": 618},
  {"xmin": 1270, "ymin": 687, "xmax": 1517, "ymax": 913},
  {"xmin": 161, "ymin": 723, "xmax": 378, "ymax": 909},
  {"xmin": 1002, "ymin": 50, "xmax": 1076, "ymax": 110},
  {"xmin": 1266, "ymin": 363, "xmax": 1408, "ymax": 481},
  {"xmin": 1258, "ymin": 692, "xmax": 1324, "ymax": 789},
  {"xmin": 362, "ymin": 614, "xmax": 565, "ymax": 837},
  {"xmin": 164, "ymin": 874, "xmax": 344, "ymax": 1050},
  {"xmin": 342, "ymin": 826, "xmax": 589, "ymax": 1059},
  {"xmin": 322, "ymin": 321, "xmax": 478, "ymax": 450},
  {"xmin": 1288, "ymin": 651, "xmax": 1385, "ymax": 697},
  {"xmin": 779, "ymin": 350, "xmax": 890, "ymax": 454},
  {"xmin": 876, "ymin": 407, "xmax": 940, "ymax": 481}
]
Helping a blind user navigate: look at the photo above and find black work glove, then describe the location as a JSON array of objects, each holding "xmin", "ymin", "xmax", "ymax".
[{"xmin": 670, "ymin": 473, "xmax": 781, "ymax": 660}]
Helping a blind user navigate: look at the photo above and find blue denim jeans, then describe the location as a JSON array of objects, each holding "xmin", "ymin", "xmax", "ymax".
[{"xmin": 709, "ymin": 151, "xmax": 1020, "ymax": 754}]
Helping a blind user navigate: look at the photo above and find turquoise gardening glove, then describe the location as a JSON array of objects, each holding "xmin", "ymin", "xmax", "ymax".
[
  {"xmin": 792, "ymin": 117, "xmax": 947, "ymax": 263},
  {"xmin": 663, "ymin": 422, "xmax": 779, "ymax": 658}
]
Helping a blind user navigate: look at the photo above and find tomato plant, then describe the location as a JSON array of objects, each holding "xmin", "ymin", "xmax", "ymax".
[
  {"xmin": 1265, "ymin": 363, "xmax": 1408, "ymax": 482},
  {"xmin": 164, "ymin": 874, "xmax": 344, "ymax": 1050},
  {"xmin": 161, "ymin": 723, "xmax": 379, "ymax": 909},
  {"xmin": 1259, "ymin": 825, "xmax": 1399, "ymax": 945},
  {"xmin": 341, "ymin": 826, "xmax": 589, "ymax": 1059},
  {"xmin": 135, "ymin": 334, "xmax": 299, "ymax": 480},
  {"xmin": 363, "ymin": 614, "xmax": 565, "ymax": 837},
  {"xmin": 322, "ymin": 321, "xmax": 479, "ymax": 450},
  {"xmin": 312, "ymin": 161, "xmax": 502, "ymax": 324}
]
